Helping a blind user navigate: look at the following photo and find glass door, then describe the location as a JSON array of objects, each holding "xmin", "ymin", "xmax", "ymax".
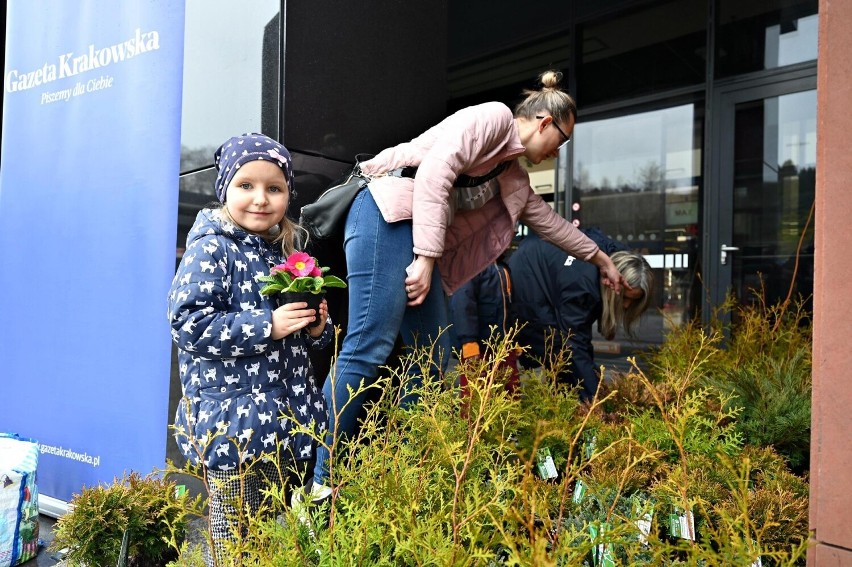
[
  {"xmin": 570, "ymin": 102, "xmax": 704, "ymax": 360},
  {"xmin": 706, "ymin": 75, "xmax": 817, "ymax": 318}
]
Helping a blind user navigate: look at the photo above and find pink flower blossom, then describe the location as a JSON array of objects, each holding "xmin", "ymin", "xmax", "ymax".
[
  {"xmin": 284, "ymin": 251, "xmax": 316, "ymax": 277},
  {"xmin": 258, "ymin": 250, "xmax": 347, "ymax": 296}
]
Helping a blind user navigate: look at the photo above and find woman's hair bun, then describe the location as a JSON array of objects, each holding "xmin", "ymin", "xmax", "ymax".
[{"xmin": 539, "ymin": 70, "xmax": 563, "ymax": 89}]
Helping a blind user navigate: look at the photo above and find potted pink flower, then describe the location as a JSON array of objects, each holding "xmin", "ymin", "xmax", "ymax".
[{"xmin": 258, "ymin": 252, "xmax": 346, "ymax": 325}]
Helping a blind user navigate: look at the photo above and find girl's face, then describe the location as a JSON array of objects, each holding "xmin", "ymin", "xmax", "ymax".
[{"xmin": 225, "ymin": 160, "xmax": 289, "ymax": 235}]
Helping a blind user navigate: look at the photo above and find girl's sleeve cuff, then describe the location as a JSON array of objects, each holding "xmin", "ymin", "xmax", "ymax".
[{"xmin": 305, "ymin": 320, "xmax": 333, "ymax": 350}]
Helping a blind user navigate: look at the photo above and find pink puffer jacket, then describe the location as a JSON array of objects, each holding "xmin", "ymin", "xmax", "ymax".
[{"xmin": 361, "ymin": 102, "xmax": 600, "ymax": 294}]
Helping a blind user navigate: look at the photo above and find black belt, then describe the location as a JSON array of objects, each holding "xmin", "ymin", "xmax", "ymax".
[
  {"xmin": 389, "ymin": 166, "xmax": 419, "ymax": 179},
  {"xmin": 387, "ymin": 161, "xmax": 510, "ymax": 188}
]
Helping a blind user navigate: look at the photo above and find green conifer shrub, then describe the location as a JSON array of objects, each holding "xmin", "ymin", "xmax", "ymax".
[
  {"xmin": 157, "ymin": 307, "xmax": 810, "ymax": 566},
  {"xmin": 50, "ymin": 471, "xmax": 192, "ymax": 566}
]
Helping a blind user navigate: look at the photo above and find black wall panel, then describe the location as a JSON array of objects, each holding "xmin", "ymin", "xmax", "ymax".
[
  {"xmin": 265, "ymin": 1, "xmax": 448, "ymax": 381},
  {"xmin": 281, "ymin": 0, "xmax": 448, "ymax": 163}
]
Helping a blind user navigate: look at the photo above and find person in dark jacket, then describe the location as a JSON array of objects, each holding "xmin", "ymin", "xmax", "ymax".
[
  {"xmin": 509, "ymin": 228, "xmax": 654, "ymax": 401},
  {"xmin": 449, "ymin": 258, "xmax": 520, "ymax": 398}
]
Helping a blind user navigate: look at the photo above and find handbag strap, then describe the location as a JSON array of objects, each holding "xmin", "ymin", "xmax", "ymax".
[
  {"xmin": 455, "ymin": 161, "xmax": 511, "ymax": 187},
  {"xmin": 352, "ymin": 153, "xmax": 374, "ymax": 176},
  {"xmin": 388, "ymin": 160, "xmax": 511, "ymax": 187}
]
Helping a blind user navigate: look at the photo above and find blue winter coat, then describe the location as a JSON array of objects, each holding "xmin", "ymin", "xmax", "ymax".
[
  {"xmin": 168, "ymin": 208, "xmax": 331, "ymax": 471},
  {"xmin": 448, "ymin": 261, "xmax": 511, "ymax": 358}
]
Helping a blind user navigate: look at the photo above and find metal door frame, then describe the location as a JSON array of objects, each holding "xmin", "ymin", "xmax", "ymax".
[{"xmin": 702, "ymin": 67, "xmax": 816, "ymax": 322}]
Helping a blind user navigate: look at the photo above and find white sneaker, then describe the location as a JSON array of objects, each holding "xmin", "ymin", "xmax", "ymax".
[
  {"xmin": 310, "ymin": 481, "xmax": 333, "ymax": 501},
  {"xmin": 291, "ymin": 482, "xmax": 332, "ymax": 528}
]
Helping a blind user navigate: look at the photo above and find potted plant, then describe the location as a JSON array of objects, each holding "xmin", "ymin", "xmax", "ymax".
[
  {"xmin": 49, "ymin": 471, "xmax": 190, "ymax": 567},
  {"xmin": 258, "ymin": 251, "xmax": 346, "ymax": 326}
]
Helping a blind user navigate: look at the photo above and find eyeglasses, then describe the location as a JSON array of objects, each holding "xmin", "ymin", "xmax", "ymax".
[{"xmin": 536, "ymin": 115, "xmax": 572, "ymax": 148}]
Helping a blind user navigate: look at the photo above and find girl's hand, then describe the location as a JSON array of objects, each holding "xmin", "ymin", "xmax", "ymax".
[
  {"xmin": 307, "ymin": 298, "xmax": 329, "ymax": 338},
  {"xmin": 404, "ymin": 255, "xmax": 436, "ymax": 306},
  {"xmin": 271, "ymin": 301, "xmax": 316, "ymax": 339}
]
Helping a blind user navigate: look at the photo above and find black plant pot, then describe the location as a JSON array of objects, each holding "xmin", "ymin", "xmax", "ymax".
[{"xmin": 280, "ymin": 291, "xmax": 325, "ymax": 328}]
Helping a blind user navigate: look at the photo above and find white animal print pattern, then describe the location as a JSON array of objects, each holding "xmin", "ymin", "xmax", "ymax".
[{"xmin": 169, "ymin": 208, "xmax": 331, "ymax": 471}]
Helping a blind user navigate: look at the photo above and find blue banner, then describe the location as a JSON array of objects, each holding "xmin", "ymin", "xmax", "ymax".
[{"xmin": 0, "ymin": 1, "xmax": 185, "ymax": 503}]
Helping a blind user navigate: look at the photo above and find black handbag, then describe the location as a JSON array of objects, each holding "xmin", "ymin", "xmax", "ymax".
[{"xmin": 300, "ymin": 154, "xmax": 373, "ymax": 239}]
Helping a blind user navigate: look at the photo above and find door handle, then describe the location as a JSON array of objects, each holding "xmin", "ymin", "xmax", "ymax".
[{"xmin": 720, "ymin": 244, "xmax": 740, "ymax": 266}]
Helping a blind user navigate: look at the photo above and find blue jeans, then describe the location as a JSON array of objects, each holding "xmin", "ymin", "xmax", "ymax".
[{"xmin": 313, "ymin": 188, "xmax": 450, "ymax": 485}]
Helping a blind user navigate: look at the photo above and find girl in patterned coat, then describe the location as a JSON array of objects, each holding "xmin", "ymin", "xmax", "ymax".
[{"xmin": 168, "ymin": 133, "xmax": 330, "ymax": 563}]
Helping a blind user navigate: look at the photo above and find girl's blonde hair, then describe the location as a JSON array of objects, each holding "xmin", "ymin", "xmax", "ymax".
[
  {"xmin": 220, "ymin": 205, "xmax": 308, "ymax": 257},
  {"xmin": 514, "ymin": 70, "xmax": 577, "ymax": 125},
  {"xmin": 598, "ymin": 251, "xmax": 654, "ymax": 340}
]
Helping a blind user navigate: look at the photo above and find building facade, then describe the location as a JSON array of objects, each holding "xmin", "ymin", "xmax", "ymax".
[
  {"xmin": 4, "ymin": 0, "xmax": 847, "ymax": 560},
  {"xmin": 449, "ymin": 0, "xmax": 817, "ymax": 363}
]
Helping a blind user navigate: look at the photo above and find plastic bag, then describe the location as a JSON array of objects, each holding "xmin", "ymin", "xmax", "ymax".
[{"xmin": 0, "ymin": 433, "xmax": 40, "ymax": 567}]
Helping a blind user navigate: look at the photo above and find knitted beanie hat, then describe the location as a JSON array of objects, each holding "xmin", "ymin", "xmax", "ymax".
[{"xmin": 213, "ymin": 133, "xmax": 294, "ymax": 202}]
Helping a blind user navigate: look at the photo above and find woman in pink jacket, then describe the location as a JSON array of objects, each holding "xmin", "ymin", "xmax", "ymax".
[{"xmin": 307, "ymin": 70, "xmax": 627, "ymax": 499}]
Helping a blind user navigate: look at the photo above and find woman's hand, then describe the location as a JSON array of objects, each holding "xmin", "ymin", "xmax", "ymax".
[
  {"xmin": 404, "ymin": 255, "xmax": 436, "ymax": 306},
  {"xmin": 592, "ymin": 250, "xmax": 630, "ymax": 294},
  {"xmin": 307, "ymin": 298, "xmax": 329, "ymax": 338},
  {"xmin": 271, "ymin": 301, "xmax": 317, "ymax": 339}
]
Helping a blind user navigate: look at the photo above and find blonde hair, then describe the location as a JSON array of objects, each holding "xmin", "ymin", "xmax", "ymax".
[
  {"xmin": 598, "ymin": 251, "xmax": 654, "ymax": 340},
  {"xmin": 514, "ymin": 70, "xmax": 577, "ymax": 125},
  {"xmin": 220, "ymin": 205, "xmax": 307, "ymax": 256}
]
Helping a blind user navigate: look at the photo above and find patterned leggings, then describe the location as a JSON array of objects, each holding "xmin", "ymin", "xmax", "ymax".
[{"xmin": 203, "ymin": 459, "xmax": 307, "ymax": 566}]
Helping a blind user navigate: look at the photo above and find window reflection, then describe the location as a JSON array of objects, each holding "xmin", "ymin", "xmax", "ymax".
[
  {"xmin": 577, "ymin": 0, "xmax": 706, "ymax": 106},
  {"xmin": 572, "ymin": 104, "xmax": 703, "ymax": 353},
  {"xmin": 176, "ymin": 168, "xmax": 218, "ymax": 257},
  {"xmin": 716, "ymin": 0, "xmax": 818, "ymax": 78},
  {"xmin": 521, "ymin": 159, "xmax": 556, "ymax": 203},
  {"xmin": 731, "ymin": 90, "xmax": 816, "ymax": 312},
  {"xmin": 177, "ymin": 0, "xmax": 280, "ymax": 247},
  {"xmin": 773, "ymin": 14, "xmax": 819, "ymax": 67},
  {"xmin": 180, "ymin": 1, "xmax": 280, "ymax": 173}
]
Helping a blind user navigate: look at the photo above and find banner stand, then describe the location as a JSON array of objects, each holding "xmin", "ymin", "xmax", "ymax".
[
  {"xmin": 39, "ymin": 495, "xmax": 69, "ymax": 519},
  {"xmin": 1, "ymin": 0, "xmax": 186, "ymax": 505}
]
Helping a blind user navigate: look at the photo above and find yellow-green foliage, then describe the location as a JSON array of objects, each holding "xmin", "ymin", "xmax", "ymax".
[
  {"xmin": 639, "ymin": 293, "xmax": 813, "ymax": 472},
  {"xmin": 154, "ymin": 320, "xmax": 809, "ymax": 566},
  {"xmin": 50, "ymin": 471, "xmax": 194, "ymax": 566}
]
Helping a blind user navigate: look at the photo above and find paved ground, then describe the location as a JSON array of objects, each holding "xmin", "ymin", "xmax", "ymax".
[{"xmin": 32, "ymin": 515, "xmax": 60, "ymax": 566}]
